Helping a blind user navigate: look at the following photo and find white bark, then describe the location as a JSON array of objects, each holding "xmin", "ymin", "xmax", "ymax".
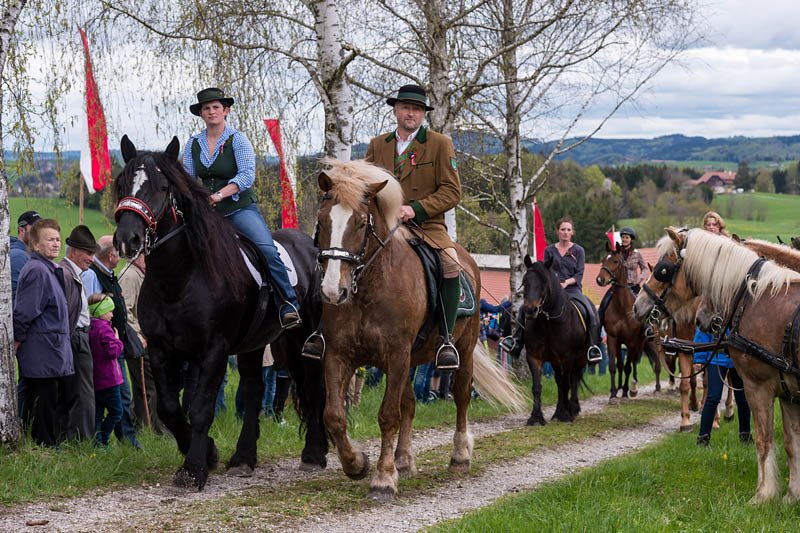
[{"xmin": 0, "ymin": 0, "xmax": 27, "ymax": 444}]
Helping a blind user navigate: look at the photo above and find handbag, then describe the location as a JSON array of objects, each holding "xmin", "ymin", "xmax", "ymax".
[{"xmin": 123, "ymin": 323, "xmax": 145, "ymax": 359}]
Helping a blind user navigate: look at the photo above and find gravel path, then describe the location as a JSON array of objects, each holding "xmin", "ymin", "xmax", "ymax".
[{"xmin": 1, "ymin": 385, "xmax": 689, "ymax": 532}]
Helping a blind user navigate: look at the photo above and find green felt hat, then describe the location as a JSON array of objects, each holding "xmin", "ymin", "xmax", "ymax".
[
  {"xmin": 190, "ymin": 87, "xmax": 235, "ymax": 116},
  {"xmin": 386, "ymin": 84, "xmax": 434, "ymax": 111}
]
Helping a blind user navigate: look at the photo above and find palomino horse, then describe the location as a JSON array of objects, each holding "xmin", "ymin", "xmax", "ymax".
[
  {"xmin": 634, "ymin": 227, "xmax": 800, "ymax": 503},
  {"xmin": 314, "ymin": 158, "xmax": 524, "ymax": 500},
  {"xmin": 520, "ymin": 256, "xmax": 589, "ymax": 425},
  {"xmin": 596, "ymin": 242, "xmax": 661, "ymax": 400},
  {"xmin": 113, "ymin": 137, "xmax": 328, "ymax": 489}
]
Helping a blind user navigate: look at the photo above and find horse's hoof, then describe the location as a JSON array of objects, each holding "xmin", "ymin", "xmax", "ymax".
[
  {"xmin": 679, "ymin": 424, "xmax": 694, "ymax": 432},
  {"xmin": 173, "ymin": 467, "xmax": 205, "ymax": 490},
  {"xmin": 526, "ymin": 416, "xmax": 546, "ymax": 426},
  {"xmin": 226, "ymin": 464, "xmax": 254, "ymax": 477},
  {"xmin": 299, "ymin": 461, "xmax": 325, "ymax": 473},
  {"xmin": 367, "ymin": 486, "xmax": 396, "ymax": 502},
  {"xmin": 608, "ymin": 397, "xmax": 619, "ymax": 405},
  {"xmin": 344, "ymin": 452, "xmax": 370, "ymax": 480},
  {"xmin": 629, "ymin": 390, "xmax": 638, "ymax": 398},
  {"xmin": 449, "ymin": 458, "xmax": 470, "ymax": 474}
]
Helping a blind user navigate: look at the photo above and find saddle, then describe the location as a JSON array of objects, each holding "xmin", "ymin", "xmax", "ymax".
[
  {"xmin": 568, "ymin": 295, "xmax": 592, "ymax": 343},
  {"xmin": 407, "ymin": 238, "xmax": 477, "ymax": 354}
]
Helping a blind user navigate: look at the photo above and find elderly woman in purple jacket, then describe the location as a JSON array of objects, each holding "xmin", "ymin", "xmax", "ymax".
[{"xmin": 13, "ymin": 219, "xmax": 75, "ymax": 447}]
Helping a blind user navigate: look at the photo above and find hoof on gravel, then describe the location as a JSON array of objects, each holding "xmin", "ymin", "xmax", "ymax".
[
  {"xmin": 608, "ymin": 397, "xmax": 619, "ymax": 405},
  {"xmin": 448, "ymin": 458, "xmax": 470, "ymax": 474},
  {"xmin": 679, "ymin": 424, "xmax": 694, "ymax": 433},
  {"xmin": 226, "ymin": 464, "xmax": 254, "ymax": 477},
  {"xmin": 299, "ymin": 461, "xmax": 325, "ymax": 473},
  {"xmin": 173, "ymin": 467, "xmax": 204, "ymax": 490},
  {"xmin": 368, "ymin": 486, "xmax": 396, "ymax": 502},
  {"xmin": 629, "ymin": 389, "xmax": 638, "ymax": 398},
  {"xmin": 344, "ymin": 452, "xmax": 371, "ymax": 480}
]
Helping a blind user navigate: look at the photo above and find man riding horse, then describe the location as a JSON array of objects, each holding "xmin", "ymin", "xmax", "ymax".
[{"xmin": 303, "ymin": 84, "xmax": 462, "ymax": 370}]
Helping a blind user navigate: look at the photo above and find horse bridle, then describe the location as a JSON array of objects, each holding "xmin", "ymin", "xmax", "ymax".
[
  {"xmin": 315, "ymin": 192, "xmax": 401, "ymax": 294},
  {"xmin": 114, "ymin": 164, "xmax": 184, "ymax": 256},
  {"xmin": 642, "ymin": 244, "xmax": 687, "ymax": 325}
]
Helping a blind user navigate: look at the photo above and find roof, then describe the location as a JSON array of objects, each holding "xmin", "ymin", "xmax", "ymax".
[
  {"xmin": 689, "ymin": 170, "xmax": 736, "ymax": 186},
  {"xmin": 479, "ymin": 247, "xmax": 659, "ymax": 306}
]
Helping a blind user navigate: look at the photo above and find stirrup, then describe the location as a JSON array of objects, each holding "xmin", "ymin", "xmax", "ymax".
[
  {"xmin": 301, "ymin": 332, "xmax": 325, "ymax": 360},
  {"xmin": 279, "ymin": 302, "xmax": 302, "ymax": 330},
  {"xmin": 498, "ymin": 336, "xmax": 516, "ymax": 352},
  {"xmin": 435, "ymin": 339, "xmax": 460, "ymax": 370},
  {"xmin": 587, "ymin": 345, "xmax": 602, "ymax": 363}
]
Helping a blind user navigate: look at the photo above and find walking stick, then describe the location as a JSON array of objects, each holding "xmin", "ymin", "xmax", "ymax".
[{"xmin": 140, "ymin": 357, "xmax": 152, "ymax": 429}]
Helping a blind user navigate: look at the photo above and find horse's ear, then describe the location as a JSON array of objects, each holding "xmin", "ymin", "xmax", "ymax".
[
  {"xmin": 665, "ymin": 226, "xmax": 683, "ymax": 248},
  {"xmin": 543, "ymin": 253, "xmax": 553, "ymax": 269},
  {"xmin": 732, "ymin": 233, "xmax": 742, "ymax": 243},
  {"xmin": 777, "ymin": 235, "xmax": 785, "ymax": 245},
  {"xmin": 165, "ymin": 136, "xmax": 180, "ymax": 161},
  {"xmin": 524, "ymin": 254, "xmax": 533, "ymax": 269},
  {"xmin": 792, "ymin": 236, "xmax": 800, "ymax": 251},
  {"xmin": 648, "ymin": 262, "xmax": 654, "ymax": 272},
  {"xmin": 121, "ymin": 135, "xmax": 137, "ymax": 164},
  {"xmin": 318, "ymin": 171, "xmax": 333, "ymax": 192},
  {"xmin": 366, "ymin": 180, "xmax": 388, "ymax": 199},
  {"xmin": 606, "ymin": 240, "xmax": 613, "ymax": 252}
]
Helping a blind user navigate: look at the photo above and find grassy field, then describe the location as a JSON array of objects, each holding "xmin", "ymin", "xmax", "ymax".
[
  {"xmin": 620, "ymin": 191, "xmax": 800, "ymax": 244},
  {"xmin": 9, "ymin": 197, "xmax": 114, "ymax": 239},
  {"xmin": 643, "ymin": 160, "xmax": 785, "ymax": 171},
  {"xmin": 0, "ymin": 362, "xmax": 659, "ymax": 507},
  {"xmin": 430, "ymin": 407, "xmax": 799, "ymax": 532}
]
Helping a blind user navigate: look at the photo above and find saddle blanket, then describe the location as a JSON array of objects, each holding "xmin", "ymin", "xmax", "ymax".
[{"xmin": 239, "ymin": 241, "xmax": 299, "ymax": 288}]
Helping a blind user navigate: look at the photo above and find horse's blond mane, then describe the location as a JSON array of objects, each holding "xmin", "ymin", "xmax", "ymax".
[
  {"xmin": 320, "ymin": 158, "xmax": 408, "ymax": 239},
  {"xmin": 682, "ymin": 228, "xmax": 800, "ymax": 317},
  {"xmin": 743, "ymin": 238, "xmax": 800, "ymax": 272}
]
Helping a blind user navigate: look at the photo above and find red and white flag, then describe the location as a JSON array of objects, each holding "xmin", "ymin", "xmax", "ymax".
[
  {"xmin": 532, "ymin": 199, "xmax": 547, "ymax": 261},
  {"xmin": 78, "ymin": 27, "xmax": 111, "ymax": 194},
  {"xmin": 607, "ymin": 230, "xmax": 620, "ymax": 250},
  {"xmin": 264, "ymin": 118, "xmax": 298, "ymax": 229}
]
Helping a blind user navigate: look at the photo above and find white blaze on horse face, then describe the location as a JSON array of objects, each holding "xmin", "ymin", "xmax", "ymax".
[
  {"xmin": 321, "ymin": 204, "xmax": 354, "ymax": 302},
  {"xmin": 131, "ymin": 168, "xmax": 149, "ymax": 197}
]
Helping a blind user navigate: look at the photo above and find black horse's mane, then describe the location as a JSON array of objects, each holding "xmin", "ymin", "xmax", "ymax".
[
  {"xmin": 525, "ymin": 261, "xmax": 567, "ymax": 314},
  {"xmin": 115, "ymin": 150, "xmax": 252, "ymax": 299}
]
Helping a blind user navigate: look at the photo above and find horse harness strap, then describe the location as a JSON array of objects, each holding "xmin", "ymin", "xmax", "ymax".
[
  {"xmin": 570, "ymin": 301, "xmax": 587, "ymax": 335},
  {"xmin": 722, "ymin": 258, "xmax": 800, "ymax": 402},
  {"xmin": 115, "ymin": 191, "xmax": 185, "ymax": 256}
]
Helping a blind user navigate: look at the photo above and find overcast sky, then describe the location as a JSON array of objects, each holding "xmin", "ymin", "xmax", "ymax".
[
  {"xmin": 592, "ymin": 0, "xmax": 800, "ymax": 139},
  {"xmin": 53, "ymin": 0, "xmax": 800, "ymax": 152}
]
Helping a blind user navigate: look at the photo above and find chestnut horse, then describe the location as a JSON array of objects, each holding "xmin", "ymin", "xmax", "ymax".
[
  {"xmin": 314, "ymin": 158, "xmax": 524, "ymax": 500},
  {"xmin": 634, "ymin": 227, "xmax": 800, "ymax": 503},
  {"xmin": 596, "ymin": 242, "xmax": 661, "ymax": 401}
]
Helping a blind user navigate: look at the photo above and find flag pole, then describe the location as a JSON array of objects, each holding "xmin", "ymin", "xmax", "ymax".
[{"xmin": 79, "ymin": 171, "xmax": 84, "ymax": 224}]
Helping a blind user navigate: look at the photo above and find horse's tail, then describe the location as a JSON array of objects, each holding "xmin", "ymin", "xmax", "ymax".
[{"xmin": 471, "ymin": 344, "xmax": 527, "ymax": 412}]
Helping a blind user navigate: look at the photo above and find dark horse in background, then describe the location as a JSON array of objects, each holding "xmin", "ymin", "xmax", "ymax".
[
  {"xmin": 520, "ymin": 255, "xmax": 588, "ymax": 425},
  {"xmin": 596, "ymin": 242, "xmax": 661, "ymax": 401},
  {"xmin": 112, "ymin": 136, "xmax": 327, "ymax": 490}
]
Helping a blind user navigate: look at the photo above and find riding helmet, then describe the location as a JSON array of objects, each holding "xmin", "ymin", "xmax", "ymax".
[{"xmin": 620, "ymin": 227, "xmax": 636, "ymax": 240}]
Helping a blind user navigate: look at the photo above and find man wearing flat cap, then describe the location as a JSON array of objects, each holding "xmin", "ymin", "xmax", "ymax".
[
  {"xmin": 60, "ymin": 225, "xmax": 100, "ymax": 441},
  {"xmin": 369, "ymin": 84, "xmax": 462, "ymax": 370},
  {"xmin": 10, "ymin": 210, "xmax": 41, "ymax": 302}
]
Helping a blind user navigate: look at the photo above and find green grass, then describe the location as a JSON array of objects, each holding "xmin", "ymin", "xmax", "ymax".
[
  {"xmin": 0, "ymin": 361, "xmax": 659, "ymax": 507},
  {"xmin": 644, "ymin": 160, "xmax": 784, "ymax": 171},
  {"xmin": 620, "ymin": 192, "xmax": 800, "ymax": 243},
  {"xmin": 9, "ymin": 197, "xmax": 114, "ymax": 239},
  {"xmin": 429, "ymin": 407, "xmax": 800, "ymax": 532}
]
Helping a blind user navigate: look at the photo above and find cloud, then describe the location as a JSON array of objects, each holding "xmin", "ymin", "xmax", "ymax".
[{"xmin": 705, "ymin": 0, "xmax": 800, "ymax": 51}]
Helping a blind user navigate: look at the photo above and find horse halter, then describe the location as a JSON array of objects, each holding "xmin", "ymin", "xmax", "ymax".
[
  {"xmin": 316, "ymin": 192, "xmax": 389, "ymax": 294},
  {"xmin": 114, "ymin": 165, "xmax": 184, "ymax": 256},
  {"xmin": 642, "ymin": 245, "xmax": 687, "ymax": 324}
]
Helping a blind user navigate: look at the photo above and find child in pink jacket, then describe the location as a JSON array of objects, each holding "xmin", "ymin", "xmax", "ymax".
[{"xmin": 88, "ymin": 294, "xmax": 124, "ymax": 446}]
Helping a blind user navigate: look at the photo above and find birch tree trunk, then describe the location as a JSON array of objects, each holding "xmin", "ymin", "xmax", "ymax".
[
  {"xmin": 311, "ymin": 0, "xmax": 354, "ymax": 161},
  {"xmin": 0, "ymin": 0, "xmax": 27, "ymax": 444}
]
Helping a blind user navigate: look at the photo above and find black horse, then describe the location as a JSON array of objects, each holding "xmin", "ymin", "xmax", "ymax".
[
  {"xmin": 112, "ymin": 136, "xmax": 327, "ymax": 490},
  {"xmin": 520, "ymin": 255, "xmax": 588, "ymax": 425}
]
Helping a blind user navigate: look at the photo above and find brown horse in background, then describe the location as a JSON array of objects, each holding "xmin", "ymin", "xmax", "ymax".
[
  {"xmin": 596, "ymin": 242, "xmax": 661, "ymax": 401},
  {"xmin": 314, "ymin": 159, "xmax": 524, "ymax": 500},
  {"xmin": 634, "ymin": 228, "xmax": 800, "ymax": 503}
]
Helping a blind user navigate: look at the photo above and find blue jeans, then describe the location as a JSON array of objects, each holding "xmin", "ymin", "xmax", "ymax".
[
  {"xmin": 227, "ymin": 204, "xmax": 299, "ymax": 312},
  {"xmin": 95, "ymin": 385, "xmax": 123, "ymax": 446},
  {"xmin": 413, "ymin": 363, "xmax": 435, "ymax": 402},
  {"xmin": 699, "ymin": 364, "xmax": 751, "ymax": 438},
  {"xmin": 262, "ymin": 366, "xmax": 277, "ymax": 416},
  {"xmin": 114, "ymin": 356, "xmax": 140, "ymax": 447}
]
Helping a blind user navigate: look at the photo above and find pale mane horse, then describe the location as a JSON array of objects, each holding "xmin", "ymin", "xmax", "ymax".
[
  {"xmin": 637, "ymin": 227, "xmax": 800, "ymax": 503},
  {"xmin": 314, "ymin": 157, "xmax": 524, "ymax": 501}
]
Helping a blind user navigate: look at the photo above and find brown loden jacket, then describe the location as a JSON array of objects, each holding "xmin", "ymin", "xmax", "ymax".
[{"xmin": 365, "ymin": 126, "xmax": 460, "ymax": 249}]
